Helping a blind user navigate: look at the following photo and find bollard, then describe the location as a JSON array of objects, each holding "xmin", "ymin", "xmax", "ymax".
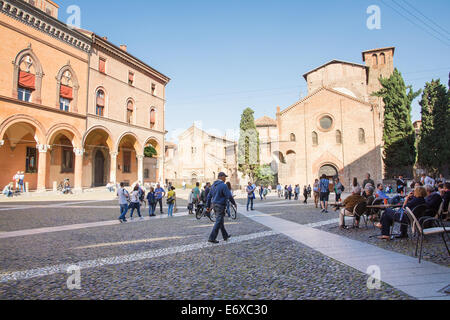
[
  {"xmin": 25, "ymin": 182, "xmax": 29, "ymax": 193},
  {"xmin": 53, "ymin": 181, "xmax": 57, "ymax": 192}
]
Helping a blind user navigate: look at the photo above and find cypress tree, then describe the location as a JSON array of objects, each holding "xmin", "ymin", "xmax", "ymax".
[
  {"xmin": 238, "ymin": 108, "xmax": 260, "ymax": 180},
  {"xmin": 417, "ymin": 79, "xmax": 449, "ymax": 173},
  {"xmin": 373, "ymin": 68, "xmax": 421, "ymax": 177}
]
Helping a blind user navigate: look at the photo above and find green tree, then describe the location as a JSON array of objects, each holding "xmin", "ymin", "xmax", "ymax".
[
  {"xmin": 417, "ymin": 79, "xmax": 449, "ymax": 173},
  {"xmin": 238, "ymin": 108, "xmax": 260, "ymax": 181},
  {"xmin": 373, "ymin": 68, "xmax": 421, "ymax": 177},
  {"xmin": 144, "ymin": 145, "xmax": 157, "ymax": 158},
  {"xmin": 255, "ymin": 164, "xmax": 275, "ymax": 186}
]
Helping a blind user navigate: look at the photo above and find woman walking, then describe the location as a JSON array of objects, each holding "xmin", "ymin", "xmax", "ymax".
[
  {"xmin": 129, "ymin": 185, "xmax": 143, "ymax": 220},
  {"xmin": 146, "ymin": 187, "xmax": 157, "ymax": 217},
  {"xmin": 167, "ymin": 186, "xmax": 176, "ymax": 217},
  {"xmin": 313, "ymin": 179, "xmax": 320, "ymax": 208}
]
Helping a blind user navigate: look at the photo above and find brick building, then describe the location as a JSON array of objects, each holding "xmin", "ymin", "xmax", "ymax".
[{"xmin": 256, "ymin": 47, "xmax": 395, "ymax": 188}]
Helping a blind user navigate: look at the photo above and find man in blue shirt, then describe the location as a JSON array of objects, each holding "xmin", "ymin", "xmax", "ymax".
[
  {"xmin": 319, "ymin": 174, "xmax": 330, "ymax": 213},
  {"xmin": 154, "ymin": 183, "xmax": 166, "ymax": 214},
  {"xmin": 206, "ymin": 172, "xmax": 237, "ymax": 244},
  {"xmin": 246, "ymin": 182, "xmax": 255, "ymax": 211}
]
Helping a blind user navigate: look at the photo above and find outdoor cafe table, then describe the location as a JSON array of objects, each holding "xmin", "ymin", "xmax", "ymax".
[{"xmin": 366, "ymin": 204, "xmax": 403, "ymax": 210}]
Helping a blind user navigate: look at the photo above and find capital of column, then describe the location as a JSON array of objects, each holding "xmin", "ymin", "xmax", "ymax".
[
  {"xmin": 37, "ymin": 144, "xmax": 50, "ymax": 153},
  {"xmin": 73, "ymin": 148, "xmax": 85, "ymax": 156},
  {"xmin": 137, "ymin": 155, "xmax": 145, "ymax": 161},
  {"xmin": 110, "ymin": 152, "xmax": 119, "ymax": 158}
]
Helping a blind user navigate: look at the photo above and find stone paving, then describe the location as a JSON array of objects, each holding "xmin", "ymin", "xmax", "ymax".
[{"xmin": 0, "ymin": 193, "xmax": 446, "ymax": 300}]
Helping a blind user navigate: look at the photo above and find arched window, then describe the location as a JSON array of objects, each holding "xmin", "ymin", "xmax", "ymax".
[
  {"xmin": 372, "ymin": 54, "xmax": 378, "ymax": 66},
  {"xmin": 359, "ymin": 128, "xmax": 366, "ymax": 144},
  {"xmin": 126, "ymin": 100, "xmax": 134, "ymax": 124},
  {"xmin": 13, "ymin": 47, "xmax": 43, "ymax": 104},
  {"xmin": 17, "ymin": 55, "xmax": 36, "ymax": 102},
  {"xmin": 56, "ymin": 65, "xmax": 79, "ymax": 112},
  {"xmin": 290, "ymin": 133, "xmax": 296, "ymax": 142},
  {"xmin": 59, "ymin": 70, "xmax": 73, "ymax": 112},
  {"xmin": 150, "ymin": 108, "xmax": 156, "ymax": 129},
  {"xmin": 312, "ymin": 132, "xmax": 318, "ymax": 146},
  {"xmin": 380, "ymin": 53, "xmax": 386, "ymax": 65},
  {"xmin": 336, "ymin": 130, "xmax": 342, "ymax": 144},
  {"xmin": 96, "ymin": 89, "xmax": 105, "ymax": 116}
]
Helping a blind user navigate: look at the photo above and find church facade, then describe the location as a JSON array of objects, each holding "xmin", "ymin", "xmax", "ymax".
[{"xmin": 256, "ymin": 47, "xmax": 395, "ymax": 188}]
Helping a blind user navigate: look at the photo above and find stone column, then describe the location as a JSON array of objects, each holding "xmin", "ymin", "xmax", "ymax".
[
  {"xmin": 110, "ymin": 152, "xmax": 118, "ymax": 184},
  {"xmin": 158, "ymin": 156, "xmax": 164, "ymax": 184},
  {"xmin": 73, "ymin": 148, "xmax": 84, "ymax": 192},
  {"xmin": 137, "ymin": 155, "xmax": 144, "ymax": 184},
  {"xmin": 37, "ymin": 144, "xmax": 49, "ymax": 192},
  {"xmin": 0, "ymin": 140, "xmax": 4, "ymax": 147}
]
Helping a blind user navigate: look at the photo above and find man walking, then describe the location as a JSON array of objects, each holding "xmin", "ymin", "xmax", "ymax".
[
  {"xmin": 319, "ymin": 174, "xmax": 330, "ymax": 213},
  {"xmin": 206, "ymin": 172, "xmax": 236, "ymax": 244},
  {"xmin": 117, "ymin": 182, "xmax": 130, "ymax": 223},
  {"xmin": 155, "ymin": 183, "xmax": 166, "ymax": 214},
  {"xmin": 246, "ymin": 182, "xmax": 255, "ymax": 211}
]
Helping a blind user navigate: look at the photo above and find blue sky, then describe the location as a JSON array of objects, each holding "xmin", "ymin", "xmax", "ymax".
[{"xmin": 57, "ymin": 0, "xmax": 449, "ymax": 141}]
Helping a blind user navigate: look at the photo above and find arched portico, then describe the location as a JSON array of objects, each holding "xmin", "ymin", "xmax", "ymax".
[
  {"xmin": 116, "ymin": 132, "xmax": 143, "ymax": 186},
  {"xmin": 0, "ymin": 116, "xmax": 46, "ymax": 191},
  {"xmin": 83, "ymin": 126, "xmax": 114, "ymax": 187},
  {"xmin": 143, "ymin": 137, "xmax": 162, "ymax": 184}
]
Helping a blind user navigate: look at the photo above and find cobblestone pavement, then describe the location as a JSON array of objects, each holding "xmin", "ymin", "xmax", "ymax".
[
  {"xmin": 242, "ymin": 197, "xmax": 449, "ymax": 267},
  {"xmin": 0, "ymin": 196, "xmax": 416, "ymax": 300}
]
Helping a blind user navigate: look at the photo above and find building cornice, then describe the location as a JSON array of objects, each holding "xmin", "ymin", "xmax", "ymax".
[
  {"xmin": 93, "ymin": 34, "xmax": 170, "ymax": 85},
  {"xmin": 0, "ymin": 95, "xmax": 87, "ymax": 119},
  {"xmin": 0, "ymin": 0, "xmax": 91, "ymax": 53}
]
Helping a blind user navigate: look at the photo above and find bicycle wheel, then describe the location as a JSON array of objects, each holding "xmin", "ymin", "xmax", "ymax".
[
  {"xmin": 230, "ymin": 205, "xmax": 237, "ymax": 220},
  {"xmin": 209, "ymin": 210, "xmax": 216, "ymax": 223},
  {"xmin": 195, "ymin": 207, "xmax": 203, "ymax": 220}
]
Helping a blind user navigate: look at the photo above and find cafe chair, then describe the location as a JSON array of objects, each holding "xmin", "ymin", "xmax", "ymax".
[{"xmin": 405, "ymin": 208, "xmax": 450, "ymax": 263}]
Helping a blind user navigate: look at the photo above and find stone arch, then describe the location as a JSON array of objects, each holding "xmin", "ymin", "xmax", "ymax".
[
  {"xmin": 318, "ymin": 163, "xmax": 339, "ymax": 179},
  {"xmin": 116, "ymin": 131, "xmax": 142, "ymax": 155},
  {"xmin": 286, "ymin": 150, "xmax": 297, "ymax": 182},
  {"xmin": 55, "ymin": 63, "xmax": 80, "ymax": 112},
  {"xmin": 12, "ymin": 45, "xmax": 44, "ymax": 104},
  {"xmin": 144, "ymin": 136, "xmax": 162, "ymax": 155},
  {"xmin": 83, "ymin": 125, "xmax": 114, "ymax": 150},
  {"xmin": 0, "ymin": 114, "xmax": 46, "ymax": 144},
  {"xmin": 46, "ymin": 123, "xmax": 82, "ymax": 149}
]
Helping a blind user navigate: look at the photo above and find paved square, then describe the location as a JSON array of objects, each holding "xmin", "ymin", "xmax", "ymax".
[{"xmin": 0, "ymin": 194, "xmax": 448, "ymax": 300}]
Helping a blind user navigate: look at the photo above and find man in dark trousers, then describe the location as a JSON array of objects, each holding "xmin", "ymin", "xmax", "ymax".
[{"xmin": 206, "ymin": 172, "xmax": 237, "ymax": 244}]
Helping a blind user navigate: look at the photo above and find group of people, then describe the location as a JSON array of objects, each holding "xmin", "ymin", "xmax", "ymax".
[
  {"xmin": 2, "ymin": 171, "xmax": 26, "ymax": 197},
  {"xmin": 275, "ymin": 184, "xmax": 312, "ymax": 204},
  {"xmin": 117, "ymin": 182, "xmax": 173, "ymax": 223}
]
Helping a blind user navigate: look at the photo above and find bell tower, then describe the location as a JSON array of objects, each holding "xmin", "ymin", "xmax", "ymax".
[{"xmin": 362, "ymin": 47, "xmax": 395, "ymax": 104}]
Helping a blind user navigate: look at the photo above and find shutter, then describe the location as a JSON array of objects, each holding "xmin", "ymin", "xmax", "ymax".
[
  {"xmin": 18, "ymin": 71, "xmax": 36, "ymax": 90},
  {"xmin": 60, "ymin": 85, "xmax": 73, "ymax": 100},
  {"xmin": 99, "ymin": 59, "xmax": 106, "ymax": 73}
]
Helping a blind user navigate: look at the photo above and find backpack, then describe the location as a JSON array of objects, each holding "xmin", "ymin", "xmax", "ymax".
[
  {"xmin": 138, "ymin": 189, "xmax": 145, "ymax": 201},
  {"xmin": 340, "ymin": 185, "xmax": 345, "ymax": 192}
]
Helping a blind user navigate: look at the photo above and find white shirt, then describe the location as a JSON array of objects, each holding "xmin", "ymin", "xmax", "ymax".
[
  {"xmin": 130, "ymin": 191, "xmax": 140, "ymax": 203},
  {"xmin": 424, "ymin": 176, "xmax": 435, "ymax": 186}
]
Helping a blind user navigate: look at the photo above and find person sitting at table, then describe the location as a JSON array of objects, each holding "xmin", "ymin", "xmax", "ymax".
[
  {"xmin": 375, "ymin": 186, "xmax": 427, "ymax": 240},
  {"xmin": 376, "ymin": 184, "xmax": 403, "ymax": 205},
  {"xmin": 438, "ymin": 183, "xmax": 450, "ymax": 219},
  {"xmin": 339, "ymin": 186, "xmax": 366, "ymax": 229},
  {"xmin": 425, "ymin": 184, "xmax": 442, "ymax": 216},
  {"xmin": 365, "ymin": 186, "xmax": 375, "ymax": 205}
]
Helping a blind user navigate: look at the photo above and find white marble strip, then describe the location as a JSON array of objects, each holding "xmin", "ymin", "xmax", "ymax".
[
  {"xmin": 237, "ymin": 205, "xmax": 450, "ymax": 300},
  {"xmin": 0, "ymin": 231, "xmax": 279, "ymax": 283}
]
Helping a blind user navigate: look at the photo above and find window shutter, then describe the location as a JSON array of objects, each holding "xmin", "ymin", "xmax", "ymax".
[
  {"xmin": 18, "ymin": 71, "xmax": 36, "ymax": 90},
  {"xmin": 99, "ymin": 58, "xmax": 106, "ymax": 73},
  {"xmin": 60, "ymin": 85, "xmax": 73, "ymax": 100}
]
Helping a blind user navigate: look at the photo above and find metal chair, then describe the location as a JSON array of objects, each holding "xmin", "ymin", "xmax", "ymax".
[
  {"xmin": 353, "ymin": 202, "xmax": 368, "ymax": 228},
  {"xmin": 390, "ymin": 204, "xmax": 429, "ymax": 238},
  {"xmin": 405, "ymin": 208, "xmax": 450, "ymax": 263}
]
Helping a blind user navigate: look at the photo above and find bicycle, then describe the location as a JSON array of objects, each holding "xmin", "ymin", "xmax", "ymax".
[{"xmin": 195, "ymin": 202, "xmax": 215, "ymax": 222}]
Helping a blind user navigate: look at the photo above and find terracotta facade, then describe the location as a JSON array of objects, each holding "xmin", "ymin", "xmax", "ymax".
[{"xmin": 0, "ymin": 0, "xmax": 170, "ymax": 191}]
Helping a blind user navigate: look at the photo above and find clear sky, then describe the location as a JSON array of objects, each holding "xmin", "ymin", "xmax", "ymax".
[{"xmin": 57, "ymin": 0, "xmax": 450, "ymax": 142}]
